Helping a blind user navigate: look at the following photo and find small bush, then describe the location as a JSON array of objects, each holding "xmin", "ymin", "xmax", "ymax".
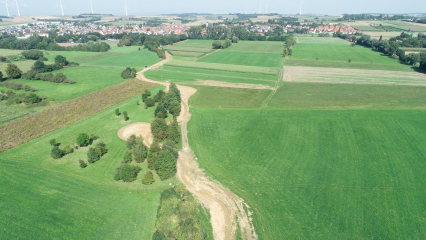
[
  {"xmin": 144, "ymin": 97, "xmax": 155, "ymax": 109},
  {"xmin": 142, "ymin": 171, "xmax": 155, "ymax": 185},
  {"xmin": 78, "ymin": 159, "xmax": 87, "ymax": 168},
  {"xmin": 123, "ymin": 151, "xmax": 133, "ymax": 163},
  {"xmin": 87, "ymin": 147, "xmax": 100, "ymax": 163},
  {"xmin": 123, "ymin": 111, "xmax": 129, "ymax": 121},
  {"xmin": 63, "ymin": 145, "xmax": 74, "ymax": 154}
]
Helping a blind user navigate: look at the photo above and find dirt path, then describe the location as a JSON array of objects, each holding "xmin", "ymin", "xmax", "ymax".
[
  {"xmin": 136, "ymin": 52, "xmax": 258, "ymax": 240},
  {"xmin": 117, "ymin": 122, "xmax": 153, "ymax": 147}
]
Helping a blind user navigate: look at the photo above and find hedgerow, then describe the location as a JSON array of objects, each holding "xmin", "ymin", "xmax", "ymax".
[{"xmin": 0, "ymin": 79, "xmax": 157, "ymax": 152}]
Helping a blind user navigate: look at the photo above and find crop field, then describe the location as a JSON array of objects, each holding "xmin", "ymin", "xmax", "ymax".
[
  {"xmin": 0, "ymin": 86, "xmax": 179, "ymax": 239},
  {"xmin": 283, "ymin": 66, "xmax": 426, "ymax": 86},
  {"xmin": 198, "ymin": 51, "xmax": 282, "ymax": 68},
  {"xmin": 189, "ymin": 85, "xmax": 272, "ymax": 108},
  {"xmin": 269, "ymin": 82, "xmax": 426, "ymax": 109},
  {"xmin": 225, "ymin": 41, "xmax": 284, "ymax": 53},
  {"xmin": 169, "ymin": 50, "xmax": 206, "ymax": 58},
  {"xmin": 0, "ymin": 80, "xmax": 156, "ymax": 152},
  {"xmin": 290, "ymin": 37, "xmax": 403, "ymax": 65},
  {"xmin": 163, "ymin": 40, "xmax": 216, "ymax": 58},
  {"xmin": 166, "ymin": 60, "xmax": 279, "ymax": 75},
  {"xmin": 82, "ymin": 50, "xmax": 160, "ymax": 69},
  {"xmin": 144, "ymin": 65, "xmax": 277, "ymax": 87},
  {"xmin": 370, "ymin": 20, "xmax": 426, "ymax": 32},
  {"xmin": 0, "ymin": 104, "xmax": 32, "ymax": 125}
]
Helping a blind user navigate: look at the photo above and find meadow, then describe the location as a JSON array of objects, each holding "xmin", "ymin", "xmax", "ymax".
[
  {"xmin": 0, "ymin": 104, "xmax": 32, "ymax": 124},
  {"xmin": 0, "ymin": 86, "xmax": 178, "ymax": 239},
  {"xmin": 198, "ymin": 51, "xmax": 282, "ymax": 68}
]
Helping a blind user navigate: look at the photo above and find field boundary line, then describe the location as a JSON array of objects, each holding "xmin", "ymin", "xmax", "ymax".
[{"xmin": 261, "ymin": 67, "xmax": 283, "ymax": 108}]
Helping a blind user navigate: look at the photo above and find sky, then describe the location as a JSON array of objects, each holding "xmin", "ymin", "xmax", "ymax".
[{"xmin": 3, "ymin": 0, "xmax": 426, "ymax": 17}]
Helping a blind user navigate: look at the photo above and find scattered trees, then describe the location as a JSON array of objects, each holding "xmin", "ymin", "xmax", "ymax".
[{"xmin": 154, "ymin": 150, "xmax": 177, "ymax": 180}]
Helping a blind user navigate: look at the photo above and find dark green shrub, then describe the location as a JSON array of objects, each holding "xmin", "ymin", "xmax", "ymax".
[
  {"xmin": 154, "ymin": 104, "xmax": 168, "ymax": 119},
  {"xmin": 142, "ymin": 90, "xmax": 151, "ymax": 102},
  {"xmin": 49, "ymin": 139, "xmax": 57, "ymax": 146},
  {"xmin": 142, "ymin": 171, "xmax": 155, "ymax": 185},
  {"xmin": 123, "ymin": 111, "xmax": 129, "ymax": 121},
  {"xmin": 147, "ymin": 156, "xmax": 157, "ymax": 170},
  {"xmin": 154, "ymin": 150, "xmax": 177, "ymax": 180},
  {"xmin": 63, "ymin": 145, "xmax": 74, "ymax": 154},
  {"xmin": 77, "ymin": 133, "xmax": 90, "ymax": 147},
  {"xmin": 114, "ymin": 164, "xmax": 142, "ymax": 182},
  {"xmin": 133, "ymin": 143, "xmax": 148, "ymax": 163},
  {"xmin": 5, "ymin": 63, "xmax": 22, "ymax": 79},
  {"xmin": 94, "ymin": 142, "xmax": 107, "ymax": 157},
  {"xmin": 123, "ymin": 151, "xmax": 133, "ymax": 163},
  {"xmin": 87, "ymin": 147, "xmax": 100, "ymax": 163},
  {"xmin": 151, "ymin": 118, "xmax": 168, "ymax": 141},
  {"xmin": 51, "ymin": 146, "xmax": 65, "ymax": 159},
  {"xmin": 144, "ymin": 97, "xmax": 155, "ymax": 109},
  {"xmin": 115, "ymin": 108, "xmax": 120, "ymax": 116}
]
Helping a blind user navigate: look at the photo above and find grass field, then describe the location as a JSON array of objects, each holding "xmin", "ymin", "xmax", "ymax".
[
  {"xmin": 0, "ymin": 86, "xmax": 180, "ymax": 239},
  {"xmin": 9, "ymin": 67, "xmax": 126, "ymax": 102},
  {"xmin": 224, "ymin": 41, "xmax": 284, "ymax": 53},
  {"xmin": 188, "ymin": 108, "xmax": 426, "ymax": 239},
  {"xmin": 0, "ymin": 104, "xmax": 32, "ymax": 124},
  {"xmin": 0, "ymin": 60, "xmax": 46, "ymax": 73}
]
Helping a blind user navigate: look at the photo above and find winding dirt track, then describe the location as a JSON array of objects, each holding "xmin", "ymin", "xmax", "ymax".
[{"xmin": 137, "ymin": 53, "xmax": 258, "ymax": 240}]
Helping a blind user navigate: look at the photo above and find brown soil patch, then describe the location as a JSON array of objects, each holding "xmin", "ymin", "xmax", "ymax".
[
  {"xmin": 117, "ymin": 122, "xmax": 153, "ymax": 147},
  {"xmin": 284, "ymin": 66, "xmax": 426, "ymax": 86}
]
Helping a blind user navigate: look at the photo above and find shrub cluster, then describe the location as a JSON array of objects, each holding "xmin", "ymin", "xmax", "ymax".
[
  {"xmin": 25, "ymin": 72, "xmax": 75, "ymax": 84},
  {"xmin": 283, "ymin": 35, "xmax": 296, "ymax": 57},
  {"xmin": 121, "ymin": 67, "xmax": 137, "ymax": 79},
  {"xmin": 114, "ymin": 164, "xmax": 142, "ymax": 182},
  {"xmin": 87, "ymin": 142, "xmax": 108, "ymax": 163},
  {"xmin": 2, "ymin": 82, "xmax": 36, "ymax": 92},
  {"xmin": 126, "ymin": 135, "xmax": 148, "ymax": 163},
  {"xmin": 212, "ymin": 39, "xmax": 232, "ymax": 49},
  {"xmin": 21, "ymin": 49, "xmax": 45, "ymax": 60},
  {"xmin": 49, "ymin": 139, "xmax": 74, "ymax": 159},
  {"xmin": 5, "ymin": 63, "xmax": 22, "ymax": 79}
]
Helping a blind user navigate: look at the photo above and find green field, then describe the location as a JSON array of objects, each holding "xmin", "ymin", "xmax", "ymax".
[
  {"xmin": 224, "ymin": 41, "xmax": 284, "ymax": 53},
  {"xmin": 0, "ymin": 104, "xmax": 32, "ymax": 124},
  {"xmin": 144, "ymin": 65, "xmax": 277, "ymax": 87},
  {"xmin": 188, "ymin": 108, "xmax": 426, "ymax": 239},
  {"xmin": 290, "ymin": 37, "xmax": 403, "ymax": 65},
  {"xmin": 9, "ymin": 67, "xmax": 126, "ymax": 102},
  {"xmin": 198, "ymin": 51, "xmax": 282, "ymax": 68},
  {"xmin": 0, "ymin": 86, "xmax": 181, "ymax": 239}
]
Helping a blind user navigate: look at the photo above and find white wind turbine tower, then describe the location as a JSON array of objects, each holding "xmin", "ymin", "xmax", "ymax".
[
  {"xmin": 245, "ymin": 4, "xmax": 247, "ymax": 14},
  {"xmin": 2, "ymin": 0, "xmax": 10, "ymax": 17},
  {"xmin": 124, "ymin": 0, "xmax": 128, "ymax": 16},
  {"xmin": 60, "ymin": 0, "xmax": 64, "ymax": 16},
  {"xmin": 14, "ymin": 0, "xmax": 19, "ymax": 16},
  {"xmin": 259, "ymin": 1, "xmax": 261, "ymax": 14},
  {"xmin": 90, "ymin": 0, "xmax": 94, "ymax": 14},
  {"xmin": 300, "ymin": 1, "xmax": 302, "ymax": 15},
  {"xmin": 265, "ymin": 2, "xmax": 268, "ymax": 14}
]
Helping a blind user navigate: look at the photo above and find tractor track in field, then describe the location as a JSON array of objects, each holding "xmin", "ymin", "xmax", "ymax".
[{"xmin": 137, "ymin": 52, "xmax": 258, "ymax": 240}]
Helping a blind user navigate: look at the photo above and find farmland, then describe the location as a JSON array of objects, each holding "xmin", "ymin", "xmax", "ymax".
[
  {"xmin": 0, "ymin": 80, "xmax": 156, "ymax": 152},
  {"xmin": 0, "ymin": 86, "xmax": 181, "ymax": 239}
]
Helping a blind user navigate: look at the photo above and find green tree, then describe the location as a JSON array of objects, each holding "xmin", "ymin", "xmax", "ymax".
[
  {"xmin": 24, "ymin": 93, "xmax": 40, "ymax": 103},
  {"xmin": 168, "ymin": 100, "xmax": 181, "ymax": 117},
  {"xmin": 151, "ymin": 118, "xmax": 169, "ymax": 141},
  {"xmin": 32, "ymin": 60, "xmax": 45, "ymax": 72},
  {"xmin": 79, "ymin": 160, "xmax": 88, "ymax": 168},
  {"xmin": 115, "ymin": 164, "xmax": 142, "ymax": 182},
  {"xmin": 94, "ymin": 142, "xmax": 108, "ymax": 157},
  {"xmin": 144, "ymin": 97, "xmax": 155, "ymax": 109},
  {"xmin": 54, "ymin": 55, "xmax": 69, "ymax": 66},
  {"xmin": 142, "ymin": 90, "xmax": 151, "ymax": 102},
  {"xmin": 212, "ymin": 40, "xmax": 222, "ymax": 49},
  {"xmin": 21, "ymin": 49, "xmax": 44, "ymax": 60},
  {"xmin": 127, "ymin": 135, "xmax": 137, "ymax": 149},
  {"xmin": 153, "ymin": 90, "xmax": 165, "ymax": 102},
  {"xmin": 51, "ymin": 146, "xmax": 64, "ymax": 159},
  {"xmin": 115, "ymin": 108, "xmax": 120, "ymax": 116},
  {"xmin": 123, "ymin": 111, "xmax": 129, "ymax": 121},
  {"xmin": 154, "ymin": 104, "xmax": 168, "ymax": 119},
  {"xmin": 154, "ymin": 150, "xmax": 177, "ymax": 180},
  {"xmin": 168, "ymin": 120, "xmax": 181, "ymax": 144},
  {"xmin": 406, "ymin": 53, "xmax": 420, "ymax": 65},
  {"xmin": 123, "ymin": 151, "xmax": 133, "ymax": 163},
  {"xmin": 6, "ymin": 63, "xmax": 22, "ymax": 79},
  {"xmin": 142, "ymin": 171, "xmax": 155, "ymax": 185},
  {"xmin": 0, "ymin": 71, "xmax": 3, "ymax": 81},
  {"xmin": 224, "ymin": 39, "xmax": 232, "ymax": 48},
  {"xmin": 77, "ymin": 133, "xmax": 91, "ymax": 147},
  {"xmin": 87, "ymin": 147, "xmax": 100, "ymax": 163},
  {"xmin": 232, "ymin": 36, "xmax": 239, "ymax": 43},
  {"xmin": 133, "ymin": 142, "xmax": 148, "ymax": 163}
]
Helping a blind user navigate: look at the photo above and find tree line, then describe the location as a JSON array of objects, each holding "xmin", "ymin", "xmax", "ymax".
[
  {"xmin": 0, "ymin": 33, "xmax": 111, "ymax": 52},
  {"xmin": 334, "ymin": 32, "xmax": 426, "ymax": 71}
]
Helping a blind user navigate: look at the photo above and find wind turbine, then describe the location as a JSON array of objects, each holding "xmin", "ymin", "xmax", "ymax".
[
  {"xmin": 90, "ymin": 0, "xmax": 94, "ymax": 14},
  {"xmin": 259, "ymin": 1, "xmax": 261, "ymax": 15},
  {"xmin": 60, "ymin": 0, "xmax": 64, "ymax": 16},
  {"xmin": 245, "ymin": 4, "xmax": 247, "ymax": 14},
  {"xmin": 265, "ymin": 2, "xmax": 268, "ymax": 14},
  {"xmin": 300, "ymin": 1, "xmax": 302, "ymax": 15},
  {"xmin": 14, "ymin": 0, "xmax": 19, "ymax": 16},
  {"xmin": 2, "ymin": 0, "xmax": 10, "ymax": 17},
  {"xmin": 124, "ymin": 0, "xmax": 128, "ymax": 16}
]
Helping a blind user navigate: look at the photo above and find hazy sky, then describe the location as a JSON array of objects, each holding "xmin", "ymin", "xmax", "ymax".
[{"xmin": 3, "ymin": 0, "xmax": 425, "ymax": 17}]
